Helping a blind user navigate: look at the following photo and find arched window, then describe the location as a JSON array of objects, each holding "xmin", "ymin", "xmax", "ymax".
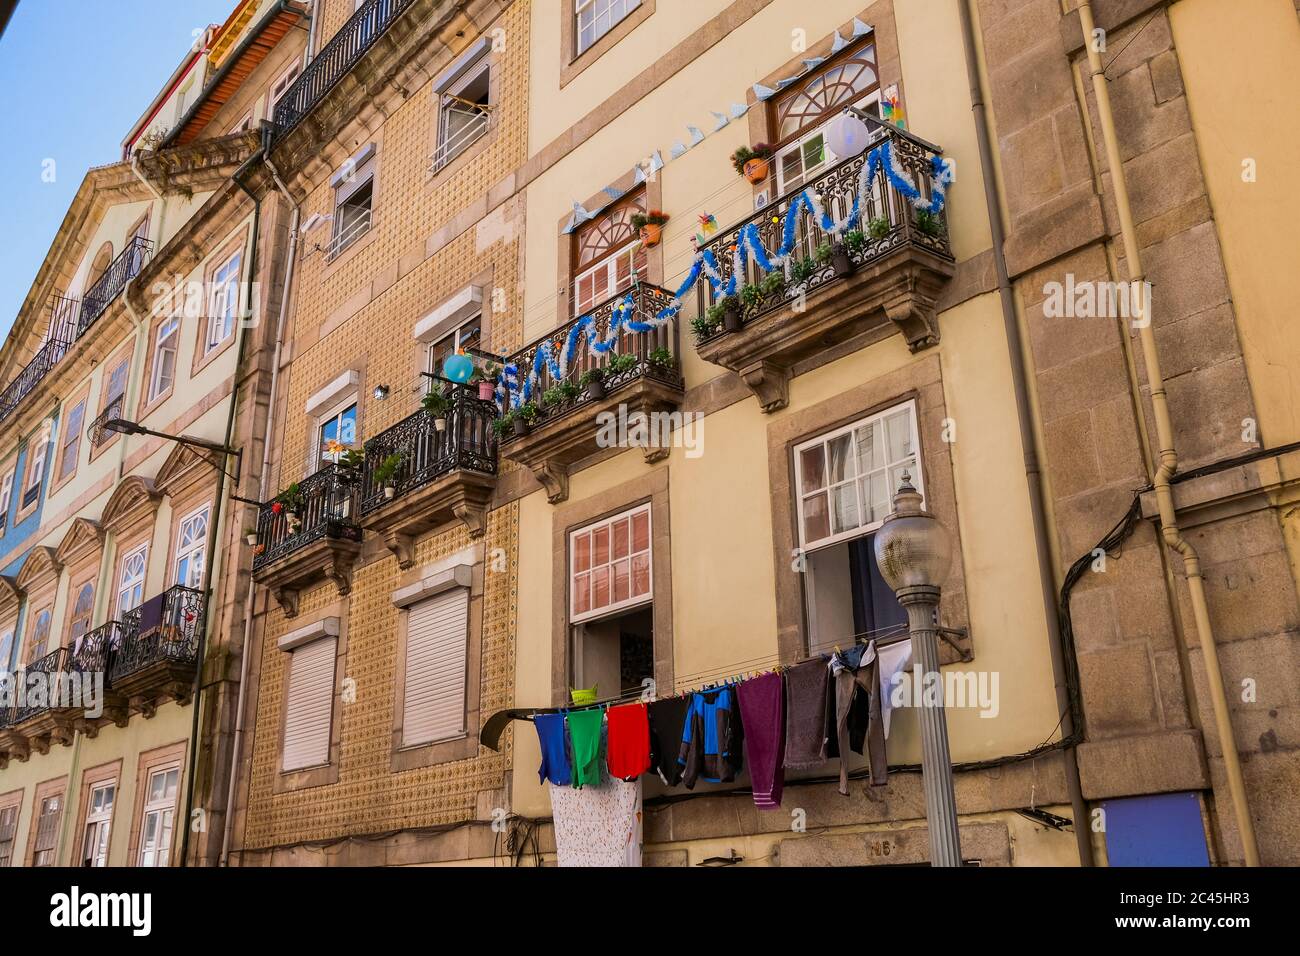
[
  {"xmin": 68, "ymin": 582, "xmax": 95, "ymax": 648},
  {"xmin": 571, "ymin": 192, "xmax": 647, "ymax": 316},
  {"xmin": 88, "ymin": 242, "xmax": 114, "ymax": 290},
  {"xmin": 28, "ymin": 608, "xmax": 51, "ymax": 663}
]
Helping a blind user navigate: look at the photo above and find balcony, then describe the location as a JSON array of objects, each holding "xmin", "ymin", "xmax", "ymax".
[
  {"xmin": 77, "ymin": 236, "xmax": 152, "ymax": 335},
  {"xmin": 358, "ymin": 383, "xmax": 498, "ymax": 569},
  {"xmin": 88, "ymin": 394, "xmax": 125, "ymax": 448},
  {"xmin": 0, "ymin": 327, "xmax": 73, "ymax": 424},
  {"xmin": 693, "ymin": 127, "xmax": 955, "ymax": 412},
  {"xmin": 499, "ymin": 285, "xmax": 685, "ymax": 504},
  {"xmin": 272, "ymin": 0, "xmax": 415, "ymax": 138},
  {"xmin": 252, "ymin": 462, "xmax": 364, "ymax": 618},
  {"xmin": 109, "ymin": 586, "xmax": 204, "ymax": 717}
]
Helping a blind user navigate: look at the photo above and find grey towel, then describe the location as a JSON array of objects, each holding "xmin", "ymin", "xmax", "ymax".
[{"xmin": 782, "ymin": 659, "xmax": 829, "ymax": 770}]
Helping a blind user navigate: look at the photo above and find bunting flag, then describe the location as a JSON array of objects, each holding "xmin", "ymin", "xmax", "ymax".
[
  {"xmin": 752, "ymin": 82, "xmax": 777, "ymax": 101},
  {"xmin": 852, "ymin": 17, "xmax": 872, "ymax": 37},
  {"xmin": 710, "ymin": 110, "xmax": 730, "ymax": 131},
  {"xmin": 801, "ymin": 56, "xmax": 825, "ymax": 72},
  {"xmin": 603, "ymin": 184, "xmax": 625, "ymax": 202},
  {"xmin": 562, "ymin": 200, "xmax": 597, "ymax": 235},
  {"xmin": 728, "ymin": 102, "xmax": 750, "ymax": 119},
  {"xmin": 687, "ymin": 125, "xmax": 705, "ymax": 146},
  {"xmin": 669, "ymin": 141, "xmax": 688, "ymax": 159},
  {"xmin": 830, "ymin": 30, "xmax": 848, "ymax": 53}
]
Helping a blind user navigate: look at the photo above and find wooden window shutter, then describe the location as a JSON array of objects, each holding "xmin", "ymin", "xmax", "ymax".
[
  {"xmin": 402, "ymin": 587, "xmax": 469, "ymax": 746},
  {"xmin": 282, "ymin": 637, "xmax": 336, "ymax": 771}
]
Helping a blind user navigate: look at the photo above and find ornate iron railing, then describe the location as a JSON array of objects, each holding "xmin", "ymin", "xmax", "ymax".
[
  {"xmin": 78, "ymin": 236, "xmax": 152, "ymax": 335},
  {"xmin": 11, "ymin": 647, "xmax": 70, "ymax": 724},
  {"xmin": 0, "ymin": 326, "xmax": 74, "ymax": 423},
  {"xmin": 272, "ymin": 0, "xmax": 415, "ymax": 137},
  {"xmin": 499, "ymin": 284, "xmax": 682, "ymax": 441},
  {"xmin": 89, "ymin": 394, "xmax": 125, "ymax": 448},
  {"xmin": 110, "ymin": 586, "xmax": 204, "ymax": 683},
  {"xmin": 70, "ymin": 622, "xmax": 123, "ymax": 677},
  {"xmin": 253, "ymin": 463, "xmax": 363, "ymax": 570},
  {"xmin": 694, "ymin": 127, "xmax": 950, "ymax": 338},
  {"xmin": 359, "ymin": 383, "xmax": 498, "ymax": 516}
]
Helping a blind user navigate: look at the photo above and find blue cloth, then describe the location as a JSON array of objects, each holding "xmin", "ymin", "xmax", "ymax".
[
  {"xmin": 535, "ymin": 713, "xmax": 572, "ymax": 786},
  {"xmin": 678, "ymin": 685, "xmax": 743, "ymax": 787}
]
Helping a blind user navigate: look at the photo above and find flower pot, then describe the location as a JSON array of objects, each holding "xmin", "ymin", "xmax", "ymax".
[
  {"xmin": 434, "ymin": 416, "xmax": 447, "ymax": 433},
  {"xmin": 831, "ymin": 245, "xmax": 853, "ymax": 279},
  {"xmin": 743, "ymin": 157, "xmax": 769, "ymax": 184},
  {"xmin": 383, "ymin": 485, "xmax": 396, "ymax": 500},
  {"xmin": 477, "ymin": 380, "xmax": 496, "ymax": 401},
  {"xmin": 639, "ymin": 223, "xmax": 662, "ymax": 247},
  {"xmin": 512, "ymin": 417, "xmax": 530, "ymax": 437},
  {"xmin": 723, "ymin": 299, "xmax": 743, "ymax": 333},
  {"xmin": 584, "ymin": 379, "xmax": 606, "ymax": 401},
  {"xmin": 245, "ymin": 534, "xmax": 258, "ymax": 547}
]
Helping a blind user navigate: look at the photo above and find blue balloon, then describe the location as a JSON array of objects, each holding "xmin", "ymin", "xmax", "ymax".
[{"xmin": 444, "ymin": 352, "xmax": 474, "ymax": 383}]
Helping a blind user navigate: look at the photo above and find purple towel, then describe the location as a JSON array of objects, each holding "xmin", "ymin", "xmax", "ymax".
[
  {"xmin": 782, "ymin": 658, "xmax": 829, "ymax": 770},
  {"xmin": 737, "ymin": 673, "xmax": 785, "ymax": 809},
  {"xmin": 136, "ymin": 593, "xmax": 166, "ymax": 637}
]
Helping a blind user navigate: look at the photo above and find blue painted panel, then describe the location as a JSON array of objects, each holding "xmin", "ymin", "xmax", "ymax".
[{"xmin": 1103, "ymin": 792, "xmax": 1211, "ymax": 867}]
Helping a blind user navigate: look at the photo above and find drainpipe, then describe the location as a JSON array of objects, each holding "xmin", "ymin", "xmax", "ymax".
[
  {"xmin": 957, "ymin": 0, "xmax": 1093, "ymax": 866},
  {"xmin": 1076, "ymin": 0, "xmax": 1258, "ymax": 865},
  {"xmin": 129, "ymin": 152, "xmax": 168, "ymax": 257},
  {"xmin": 219, "ymin": 130, "xmax": 301, "ymax": 866}
]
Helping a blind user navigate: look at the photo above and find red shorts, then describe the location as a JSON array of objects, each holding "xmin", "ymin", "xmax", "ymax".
[{"xmin": 606, "ymin": 702, "xmax": 652, "ymax": 780}]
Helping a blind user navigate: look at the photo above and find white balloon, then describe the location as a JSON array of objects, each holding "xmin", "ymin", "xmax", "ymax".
[{"xmin": 824, "ymin": 113, "xmax": 871, "ymax": 159}]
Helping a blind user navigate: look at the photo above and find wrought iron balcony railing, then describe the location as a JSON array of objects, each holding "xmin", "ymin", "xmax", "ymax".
[
  {"xmin": 359, "ymin": 383, "xmax": 498, "ymax": 516},
  {"xmin": 253, "ymin": 462, "xmax": 363, "ymax": 571},
  {"xmin": 71, "ymin": 621, "xmax": 123, "ymax": 676},
  {"xmin": 89, "ymin": 394, "xmax": 125, "ymax": 448},
  {"xmin": 272, "ymin": 0, "xmax": 415, "ymax": 138},
  {"xmin": 11, "ymin": 647, "xmax": 70, "ymax": 724},
  {"xmin": 0, "ymin": 327, "xmax": 74, "ymax": 424},
  {"xmin": 499, "ymin": 284, "xmax": 682, "ymax": 441},
  {"xmin": 110, "ymin": 586, "xmax": 204, "ymax": 684},
  {"xmin": 694, "ymin": 127, "xmax": 951, "ymax": 337},
  {"xmin": 78, "ymin": 236, "xmax": 152, "ymax": 335}
]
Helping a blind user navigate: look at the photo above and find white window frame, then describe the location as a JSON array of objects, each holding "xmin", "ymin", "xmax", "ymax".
[
  {"xmin": 775, "ymin": 89, "xmax": 882, "ymax": 195},
  {"xmin": 575, "ymin": 0, "xmax": 642, "ymax": 56},
  {"xmin": 568, "ymin": 503, "xmax": 653, "ymax": 625},
  {"xmin": 174, "ymin": 505, "xmax": 210, "ymax": 590},
  {"xmin": 117, "ymin": 543, "xmax": 148, "ymax": 617},
  {"xmin": 329, "ymin": 145, "xmax": 376, "ymax": 258},
  {"xmin": 81, "ymin": 781, "xmax": 116, "ymax": 868},
  {"xmin": 137, "ymin": 765, "xmax": 180, "ymax": 867},
  {"xmin": 424, "ymin": 314, "xmax": 481, "ymax": 382},
  {"xmin": 0, "ymin": 466, "xmax": 13, "ymax": 532},
  {"xmin": 32, "ymin": 794, "xmax": 61, "ymax": 866},
  {"xmin": 314, "ymin": 398, "xmax": 358, "ymax": 468},
  {"xmin": 432, "ymin": 57, "xmax": 491, "ymax": 173},
  {"xmin": 268, "ymin": 60, "xmax": 301, "ymax": 119},
  {"xmin": 148, "ymin": 316, "xmax": 180, "ymax": 402},
  {"xmin": 572, "ymin": 244, "xmax": 645, "ymax": 317},
  {"xmin": 793, "ymin": 400, "xmax": 923, "ymax": 554},
  {"xmin": 57, "ymin": 399, "xmax": 86, "ymax": 481},
  {"xmin": 23, "ymin": 429, "xmax": 50, "ymax": 504},
  {"xmin": 205, "ymin": 249, "xmax": 242, "ymax": 353}
]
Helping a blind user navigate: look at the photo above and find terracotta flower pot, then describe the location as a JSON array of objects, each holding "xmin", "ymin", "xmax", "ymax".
[
  {"xmin": 477, "ymin": 380, "xmax": 496, "ymax": 401},
  {"xmin": 639, "ymin": 223, "xmax": 662, "ymax": 247},
  {"xmin": 512, "ymin": 417, "xmax": 530, "ymax": 437},
  {"xmin": 743, "ymin": 157, "xmax": 769, "ymax": 184}
]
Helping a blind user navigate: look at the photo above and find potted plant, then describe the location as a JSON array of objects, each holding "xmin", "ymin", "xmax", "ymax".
[
  {"xmin": 647, "ymin": 346, "xmax": 676, "ymax": 371},
  {"xmin": 915, "ymin": 209, "xmax": 942, "ymax": 236},
  {"xmin": 274, "ymin": 483, "xmax": 304, "ymax": 529},
  {"xmin": 336, "ymin": 448, "xmax": 365, "ymax": 475},
  {"xmin": 472, "ymin": 362, "xmax": 499, "ymax": 402},
  {"xmin": 580, "ymin": 367, "xmax": 606, "ymax": 401},
  {"xmin": 492, "ymin": 410, "xmax": 514, "ymax": 438},
  {"xmin": 607, "ymin": 352, "xmax": 638, "ymax": 375},
  {"xmin": 691, "ymin": 314, "xmax": 721, "ymax": 343},
  {"xmin": 817, "ymin": 239, "xmax": 852, "ymax": 278},
  {"xmin": 790, "ymin": 256, "xmax": 817, "ymax": 286},
  {"xmin": 630, "ymin": 209, "xmax": 670, "ymax": 248},
  {"xmin": 374, "ymin": 453, "xmax": 403, "ymax": 499},
  {"xmin": 542, "ymin": 385, "xmax": 566, "ymax": 409},
  {"xmin": 867, "ymin": 216, "xmax": 891, "ymax": 240},
  {"xmin": 760, "ymin": 270, "xmax": 786, "ymax": 297},
  {"xmin": 421, "ymin": 389, "xmax": 451, "ymax": 431},
  {"xmin": 514, "ymin": 401, "xmax": 539, "ymax": 436},
  {"xmin": 244, "ymin": 527, "xmax": 259, "ymax": 547},
  {"xmin": 845, "ymin": 229, "xmax": 868, "ymax": 253},
  {"xmin": 731, "ymin": 143, "xmax": 774, "ymax": 184},
  {"xmin": 739, "ymin": 282, "xmax": 763, "ymax": 310}
]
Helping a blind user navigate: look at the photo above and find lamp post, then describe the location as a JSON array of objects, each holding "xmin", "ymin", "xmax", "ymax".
[{"xmin": 874, "ymin": 473, "xmax": 962, "ymax": 867}]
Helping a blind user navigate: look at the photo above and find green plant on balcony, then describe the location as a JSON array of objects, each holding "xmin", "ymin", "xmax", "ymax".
[
  {"xmin": 845, "ymin": 228, "xmax": 867, "ymax": 252},
  {"xmin": 517, "ymin": 401, "xmax": 540, "ymax": 424},
  {"xmin": 422, "ymin": 389, "xmax": 452, "ymax": 431},
  {"xmin": 914, "ymin": 210, "xmax": 942, "ymax": 236},
  {"xmin": 691, "ymin": 314, "xmax": 721, "ymax": 342},
  {"xmin": 739, "ymin": 282, "xmax": 763, "ymax": 309},
  {"xmin": 867, "ymin": 216, "xmax": 891, "ymax": 240},
  {"xmin": 815, "ymin": 241, "xmax": 835, "ymax": 265},
  {"xmin": 760, "ymin": 271, "xmax": 786, "ymax": 296},
  {"xmin": 542, "ymin": 385, "xmax": 567, "ymax": 408},
  {"xmin": 648, "ymin": 346, "xmax": 676, "ymax": 371},
  {"xmin": 492, "ymin": 410, "xmax": 514, "ymax": 438},
  {"xmin": 375, "ymin": 453, "xmax": 404, "ymax": 498},
  {"xmin": 579, "ymin": 367, "xmax": 606, "ymax": 400},
  {"xmin": 790, "ymin": 256, "xmax": 817, "ymax": 285},
  {"xmin": 607, "ymin": 352, "xmax": 638, "ymax": 375},
  {"xmin": 275, "ymin": 483, "xmax": 303, "ymax": 514},
  {"xmin": 336, "ymin": 448, "xmax": 365, "ymax": 477}
]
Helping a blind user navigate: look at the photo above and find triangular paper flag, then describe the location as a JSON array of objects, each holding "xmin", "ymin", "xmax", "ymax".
[
  {"xmin": 603, "ymin": 185, "xmax": 624, "ymax": 202},
  {"xmin": 670, "ymin": 141, "xmax": 688, "ymax": 159},
  {"xmin": 802, "ymin": 57, "xmax": 825, "ymax": 72},
  {"xmin": 729, "ymin": 102, "xmax": 750, "ymax": 119},
  {"xmin": 687, "ymin": 125, "xmax": 705, "ymax": 145},
  {"xmin": 852, "ymin": 17, "xmax": 872, "ymax": 38},
  {"xmin": 752, "ymin": 82, "xmax": 777, "ymax": 101},
  {"xmin": 775, "ymin": 77, "xmax": 797, "ymax": 91},
  {"xmin": 649, "ymin": 150, "xmax": 664, "ymax": 173},
  {"xmin": 562, "ymin": 201, "xmax": 595, "ymax": 235},
  {"xmin": 830, "ymin": 30, "xmax": 848, "ymax": 53},
  {"xmin": 711, "ymin": 111, "xmax": 730, "ymax": 131},
  {"xmin": 632, "ymin": 165, "xmax": 647, "ymax": 185}
]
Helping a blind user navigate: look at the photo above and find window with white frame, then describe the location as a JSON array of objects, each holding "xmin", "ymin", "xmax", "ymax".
[
  {"xmin": 794, "ymin": 401, "xmax": 921, "ymax": 654},
  {"xmin": 282, "ymin": 636, "xmax": 336, "ymax": 771},
  {"xmin": 137, "ymin": 766, "xmax": 179, "ymax": 867},
  {"xmin": 205, "ymin": 249, "xmax": 242, "ymax": 353},
  {"xmin": 57, "ymin": 399, "xmax": 86, "ymax": 481},
  {"xmin": 571, "ymin": 192, "xmax": 647, "ymax": 317},
  {"xmin": 267, "ymin": 60, "xmax": 301, "ymax": 120},
  {"xmin": 315, "ymin": 400, "xmax": 357, "ymax": 467},
  {"xmin": 0, "ymin": 466, "xmax": 13, "ymax": 532},
  {"xmin": 80, "ymin": 781, "xmax": 115, "ymax": 868},
  {"xmin": 773, "ymin": 43, "xmax": 882, "ymax": 194},
  {"xmin": 32, "ymin": 794, "xmax": 62, "ymax": 866},
  {"xmin": 22, "ymin": 427, "xmax": 50, "ymax": 509},
  {"xmin": 28, "ymin": 608, "xmax": 51, "ymax": 663},
  {"xmin": 103, "ymin": 355, "xmax": 129, "ymax": 408},
  {"xmin": 0, "ymin": 804, "xmax": 17, "ymax": 867},
  {"xmin": 174, "ymin": 506, "xmax": 209, "ymax": 590},
  {"xmin": 329, "ymin": 145, "xmax": 376, "ymax": 259},
  {"xmin": 432, "ymin": 54, "xmax": 490, "ymax": 173},
  {"xmin": 117, "ymin": 544, "xmax": 148, "ymax": 617},
  {"xmin": 424, "ymin": 315, "xmax": 481, "ymax": 389},
  {"xmin": 0, "ymin": 628, "xmax": 13, "ymax": 674},
  {"xmin": 68, "ymin": 581, "xmax": 94, "ymax": 649},
  {"xmin": 402, "ymin": 587, "xmax": 469, "ymax": 747},
  {"xmin": 569, "ymin": 504, "xmax": 654, "ymax": 696},
  {"xmin": 575, "ymin": 0, "xmax": 642, "ymax": 56},
  {"xmin": 148, "ymin": 316, "xmax": 180, "ymax": 402}
]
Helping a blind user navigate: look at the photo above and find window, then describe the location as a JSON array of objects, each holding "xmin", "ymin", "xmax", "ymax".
[
  {"xmin": 402, "ymin": 588, "xmax": 469, "ymax": 747},
  {"xmin": 80, "ymin": 782, "xmax": 115, "ymax": 868},
  {"xmin": 432, "ymin": 58, "xmax": 490, "ymax": 172},
  {"xmin": 283, "ymin": 637, "xmax": 336, "ymax": 771},
  {"xmin": 148, "ymin": 316, "xmax": 180, "ymax": 402},
  {"xmin": 96, "ymin": 353, "xmax": 130, "ymax": 449},
  {"xmin": 0, "ymin": 466, "xmax": 13, "ymax": 533},
  {"xmin": 571, "ymin": 193, "xmax": 647, "ymax": 316},
  {"xmin": 137, "ymin": 767, "xmax": 179, "ymax": 867},
  {"xmin": 205, "ymin": 249, "xmax": 242, "ymax": 353},
  {"xmin": 268, "ymin": 60, "xmax": 301, "ymax": 119},
  {"xmin": 230, "ymin": 112, "xmax": 253, "ymax": 134},
  {"xmin": 174, "ymin": 506, "xmax": 209, "ymax": 589},
  {"xmin": 28, "ymin": 608, "xmax": 52, "ymax": 663},
  {"xmin": 32, "ymin": 794, "xmax": 62, "ymax": 866},
  {"xmin": 425, "ymin": 317, "xmax": 481, "ymax": 389},
  {"xmin": 68, "ymin": 582, "xmax": 94, "ymax": 649},
  {"xmin": 329, "ymin": 145, "xmax": 375, "ymax": 258},
  {"xmin": 773, "ymin": 43, "xmax": 881, "ymax": 193},
  {"xmin": 57, "ymin": 399, "xmax": 86, "ymax": 481},
  {"xmin": 794, "ymin": 402, "xmax": 921, "ymax": 654},
  {"xmin": 316, "ymin": 401, "xmax": 357, "ymax": 467},
  {"xmin": 0, "ymin": 804, "xmax": 17, "ymax": 867},
  {"xmin": 117, "ymin": 544, "xmax": 148, "ymax": 617},
  {"xmin": 22, "ymin": 428, "xmax": 50, "ymax": 508},
  {"xmin": 575, "ymin": 0, "xmax": 642, "ymax": 55},
  {"xmin": 0, "ymin": 629, "xmax": 13, "ymax": 674}
]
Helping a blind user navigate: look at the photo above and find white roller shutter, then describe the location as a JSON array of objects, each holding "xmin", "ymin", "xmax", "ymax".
[
  {"xmin": 403, "ymin": 587, "xmax": 469, "ymax": 746},
  {"xmin": 283, "ymin": 637, "xmax": 336, "ymax": 771}
]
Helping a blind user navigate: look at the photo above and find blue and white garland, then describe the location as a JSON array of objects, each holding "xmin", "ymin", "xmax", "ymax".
[{"xmin": 500, "ymin": 140, "xmax": 952, "ymax": 410}]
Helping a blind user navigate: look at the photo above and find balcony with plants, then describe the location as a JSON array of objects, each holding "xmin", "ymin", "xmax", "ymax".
[
  {"xmin": 251, "ymin": 457, "xmax": 365, "ymax": 618},
  {"xmin": 109, "ymin": 585, "xmax": 204, "ymax": 717},
  {"xmin": 690, "ymin": 124, "xmax": 955, "ymax": 412},
  {"xmin": 357, "ymin": 382, "xmax": 499, "ymax": 570},
  {"xmin": 494, "ymin": 284, "xmax": 685, "ymax": 505}
]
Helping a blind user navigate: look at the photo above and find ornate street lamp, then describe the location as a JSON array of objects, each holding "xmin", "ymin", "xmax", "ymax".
[{"xmin": 874, "ymin": 473, "xmax": 962, "ymax": 867}]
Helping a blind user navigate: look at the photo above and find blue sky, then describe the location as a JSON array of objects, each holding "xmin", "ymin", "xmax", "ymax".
[{"xmin": 0, "ymin": 0, "xmax": 236, "ymax": 342}]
